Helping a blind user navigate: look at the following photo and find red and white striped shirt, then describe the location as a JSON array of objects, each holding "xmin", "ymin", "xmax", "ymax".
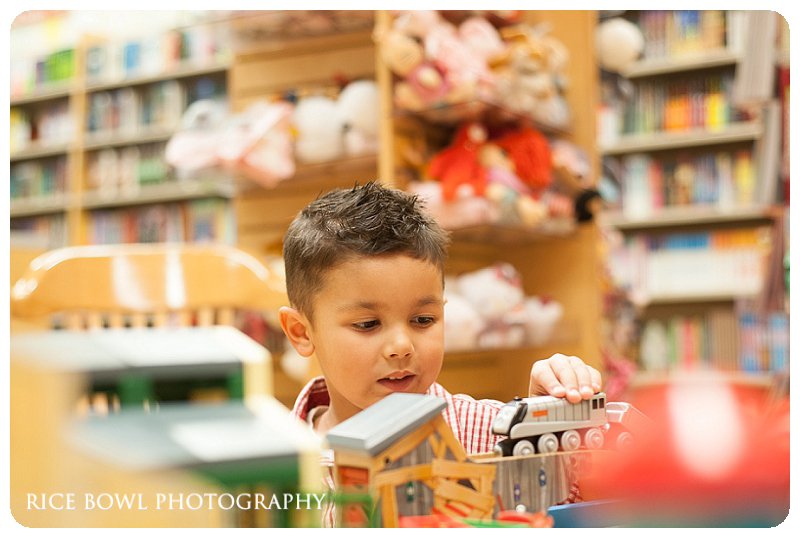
[{"xmin": 291, "ymin": 376, "xmax": 581, "ymax": 525}]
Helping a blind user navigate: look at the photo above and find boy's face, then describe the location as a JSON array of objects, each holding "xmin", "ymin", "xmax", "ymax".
[{"xmin": 301, "ymin": 254, "xmax": 445, "ymax": 423}]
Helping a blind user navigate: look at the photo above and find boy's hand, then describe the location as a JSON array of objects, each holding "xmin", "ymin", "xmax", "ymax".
[{"xmin": 529, "ymin": 353, "xmax": 602, "ymax": 403}]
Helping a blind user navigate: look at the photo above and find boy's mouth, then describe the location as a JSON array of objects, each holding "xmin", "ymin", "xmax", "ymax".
[{"xmin": 377, "ymin": 372, "xmax": 416, "ymax": 391}]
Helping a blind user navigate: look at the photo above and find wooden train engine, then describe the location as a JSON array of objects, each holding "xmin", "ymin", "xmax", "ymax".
[{"xmin": 491, "ymin": 392, "xmax": 641, "ymax": 456}]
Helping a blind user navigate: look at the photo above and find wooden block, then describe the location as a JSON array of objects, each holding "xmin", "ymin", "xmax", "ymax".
[
  {"xmin": 431, "ymin": 417, "xmax": 468, "ymax": 462},
  {"xmin": 434, "ymin": 479, "xmax": 495, "ymax": 513},
  {"xmin": 379, "ymin": 484, "xmax": 398, "ymax": 528},
  {"xmin": 374, "ymin": 419, "xmax": 436, "ymax": 468},
  {"xmin": 374, "ymin": 463, "xmax": 432, "ymax": 489}
]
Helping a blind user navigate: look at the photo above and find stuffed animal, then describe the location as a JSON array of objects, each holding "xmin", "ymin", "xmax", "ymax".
[
  {"xmin": 335, "ymin": 79, "xmax": 380, "ymax": 157},
  {"xmin": 292, "ymin": 94, "xmax": 344, "ymax": 163},
  {"xmin": 523, "ymin": 296, "xmax": 563, "ymax": 345},
  {"xmin": 408, "ymin": 180, "xmax": 497, "ymax": 230},
  {"xmin": 166, "ymin": 99, "xmax": 296, "ymax": 188},
  {"xmin": 425, "ymin": 122, "xmax": 488, "ymax": 200},
  {"xmin": 443, "ymin": 280, "xmax": 485, "ymax": 352},
  {"xmin": 455, "ymin": 262, "xmax": 528, "ymax": 349}
]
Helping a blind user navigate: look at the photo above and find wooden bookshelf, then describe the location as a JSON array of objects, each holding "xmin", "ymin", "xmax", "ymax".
[
  {"xmin": 599, "ymin": 121, "xmax": 761, "ymax": 156},
  {"xmin": 622, "ymin": 48, "xmax": 740, "ymax": 78},
  {"xmin": 9, "ymin": 31, "xmax": 234, "ymax": 248}
]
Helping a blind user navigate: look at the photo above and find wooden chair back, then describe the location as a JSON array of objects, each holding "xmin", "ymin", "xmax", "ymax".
[{"xmin": 10, "ymin": 243, "xmax": 287, "ymax": 330}]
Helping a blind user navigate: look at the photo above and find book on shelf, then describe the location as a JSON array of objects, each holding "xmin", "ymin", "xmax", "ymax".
[
  {"xmin": 636, "ymin": 10, "xmax": 728, "ymax": 60},
  {"xmin": 10, "ymin": 156, "xmax": 68, "ymax": 202},
  {"xmin": 638, "ymin": 305, "xmax": 787, "ymax": 374},
  {"xmin": 619, "ymin": 147, "xmax": 756, "ymax": 216},
  {"xmin": 88, "ymin": 198, "xmax": 235, "ymax": 245},
  {"xmin": 615, "ymin": 226, "xmax": 771, "ymax": 300}
]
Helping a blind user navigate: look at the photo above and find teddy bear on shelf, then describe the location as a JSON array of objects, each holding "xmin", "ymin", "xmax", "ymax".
[
  {"xmin": 335, "ymin": 79, "xmax": 381, "ymax": 157},
  {"xmin": 292, "ymin": 93, "xmax": 345, "ymax": 164},
  {"xmin": 380, "ymin": 10, "xmax": 507, "ymax": 111},
  {"xmin": 489, "ymin": 23, "xmax": 571, "ymax": 129},
  {"xmin": 455, "ymin": 262, "xmax": 528, "ymax": 349}
]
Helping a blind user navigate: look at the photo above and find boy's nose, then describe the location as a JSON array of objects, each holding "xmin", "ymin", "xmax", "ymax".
[{"xmin": 384, "ymin": 328, "xmax": 414, "ymax": 359}]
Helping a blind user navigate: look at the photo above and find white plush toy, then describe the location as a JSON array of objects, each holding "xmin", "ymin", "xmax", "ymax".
[
  {"xmin": 523, "ymin": 296, "xmax": 563, "ymax": 345},
  {"xmin": 292, "ymin": 95, "xmax": 344, "ymax": 163},
  {"xmin": 443, "ymin": 276, "xmax": 484, "ymax": 352},
  {"xmin": 456, "ymin": 262, "xmax": 529, "ymax": 348},
  {"xmin": 335, "ymin": 80, "xmax": 380, "ymax": 157}
]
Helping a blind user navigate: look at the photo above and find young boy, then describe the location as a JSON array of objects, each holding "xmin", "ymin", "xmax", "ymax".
[{"xmin": 279, "ymin": 182, "xmax": 602, "ymax": 455}]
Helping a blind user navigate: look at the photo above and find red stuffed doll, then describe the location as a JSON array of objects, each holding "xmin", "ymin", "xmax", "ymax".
[
  {"xmin": 495, "ymin": 126, "xmax": 552, "ymax": 192},
  {"xmin": 425, "ymin": 122, "xmax": 488, "ymax": 200}
]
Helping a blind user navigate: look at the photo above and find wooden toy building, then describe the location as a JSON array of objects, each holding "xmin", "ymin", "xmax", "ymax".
[{"xmin": 325, "ymin": 393, "xmax": 583, "ymax": 527}]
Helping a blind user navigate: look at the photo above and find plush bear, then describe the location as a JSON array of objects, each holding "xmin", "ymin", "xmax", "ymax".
[
  {"xmin": 443, "ymin": 281, "xmax": 485, "ymax": 352},
  {"xmin": 292, "ymin": 95, "xmax": 344, "ymax": 164},
  {"xmin": 335, "ymin": 79, "xmax": 380, "ymax": 157},
  {"xmin": 455, "ymin": 262, "xmax": 528, "ymax": 349}
]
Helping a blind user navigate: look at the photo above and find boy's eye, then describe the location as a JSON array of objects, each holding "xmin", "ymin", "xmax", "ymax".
[
  {"xmin": 352, "ymin": 320, "xmax": 379, "ymax": 330},
  {"xmin": 413, "ymin": 316, "xmax": 435, "ymax": 326}
]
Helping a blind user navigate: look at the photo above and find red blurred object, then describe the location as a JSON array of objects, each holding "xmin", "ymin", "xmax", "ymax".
[
  {"xmin": 497, "ymin": 510, "xmax": 554, "ymax": 528},
  {"xmin": 586, "ymin": 373, "xmax": 790, "ymax": 527},
  {"xmin": 399, "ymin": 514, "xmax": 470, "ymax": 528}
]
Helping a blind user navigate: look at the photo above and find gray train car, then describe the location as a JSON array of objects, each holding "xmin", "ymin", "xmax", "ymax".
[{"xmin": 491, "ymin": 392, "xmax": 611, "ymax": 456}]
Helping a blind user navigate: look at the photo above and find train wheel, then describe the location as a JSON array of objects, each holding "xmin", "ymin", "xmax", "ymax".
[
  {"xmin": 537, "ymin": 433, "xmax": 559, "ymax": 454},
  {"xmin": 615, "ymin": 431, "xmax": 634, "ymax": 451},
  {"xmin": 560, "ymin": 430, "xmax": 581, "ymax": 451},
  {"xmin": 584, "ymin": 427, "xmax": 604, "ymax": 449},
  {"xmin": 493, "ymin": 439, "xmax": 513, "ymax": 457},
  {"xmin": 513, "ymin": 439, "xmax": 535, "ymax": 456}
]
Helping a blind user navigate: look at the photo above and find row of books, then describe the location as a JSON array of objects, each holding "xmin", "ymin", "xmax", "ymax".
[
  {"xmin": 89, "ymin": 198, "xmax": 235, "ymax": 245},
  {"xmin": 638, "ymin": 306, "xmax": 788, "ymax": 373},
  {"xmin": 84, "ymin": 24, "xmax": 231, "ymax": 85},
  {"xmin": 634, "ymin": 10, "xmax": 744, "ymax": 59},
  {"xmin": 86, "ymin": 143, "xmax": 170, "ymax": 196},
  {"xmin": 10, "ymin": 101, "xmax": 73, "ymax": 154},
  {"xmin": 10, "ymin": 156, "xmax": 68, "ymax": 201},
  {"xmin": 86, "ymin": 81, "xmax": 184, "ymax": 135},
  {"xmin": 10, "ymin": 214, "xmax": 67, "ymax": 249},
  {"xmin": 617, "ymin": 72, "xmax": 741, "ymax": 135},
  {"xmin": 620, "ymin": 149, "xmax": 757, "ymax": 217},
  {"xmin": 9, "ymin": 48, "xmax": 75, "ymax": 98},
  {"xmin": 610, "ymin": 226, "xmax": 772, "ymax": 299}
]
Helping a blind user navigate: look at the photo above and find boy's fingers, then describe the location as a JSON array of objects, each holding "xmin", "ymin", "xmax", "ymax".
[{"xmin": 530, "ymin": 354, "xmax": 602, "ymax": 403}]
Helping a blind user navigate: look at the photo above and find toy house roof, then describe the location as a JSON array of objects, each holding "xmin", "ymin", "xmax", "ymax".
[
  {"xmin": 67, "ymin": 396, "xmax": 318, "ymax": 470},
  {"xmin": 325, "ymin": 393, "xmax": 447, "ymax": 456}
]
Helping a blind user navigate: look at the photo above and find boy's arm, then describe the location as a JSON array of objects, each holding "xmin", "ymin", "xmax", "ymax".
[{"xmin": 529, "ymin": 353, "xmax": 602, "ymax": 403}]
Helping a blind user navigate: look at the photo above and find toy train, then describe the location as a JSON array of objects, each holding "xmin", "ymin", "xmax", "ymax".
[{"xmin": 491, "ymin": 392, "xmax": 639, "ymax": 457}]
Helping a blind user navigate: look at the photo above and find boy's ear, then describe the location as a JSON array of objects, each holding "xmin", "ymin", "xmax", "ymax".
[{"xmin": 279, "ymin": 306, "xmax": 315, "ymax": 357}]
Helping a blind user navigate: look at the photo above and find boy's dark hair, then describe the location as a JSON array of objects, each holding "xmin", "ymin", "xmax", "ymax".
[{"xmin": 282, "ymin": 181, "xmax": 450, "ymax": 318}]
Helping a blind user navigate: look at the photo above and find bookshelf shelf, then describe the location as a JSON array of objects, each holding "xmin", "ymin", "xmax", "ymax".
[
  {"xmin": 10, "ymin": 143, "xmax": 71, "ymax": 163},
  {"xmin": 637, "ymin": 291, "xmax": 757, "ymax": 306},
  {"xmin": 83, "ymin": 127, "xmax": 178, "ymax": 151},
  {"xmin": 81, "ymin": 180, "xmax": 237, "ymax": 210},
  {"xmin": 622, "ymin": 48, "xmax": 740, "ymax": 78},
  {"xmin": 10, "ymin": 196, "xmax": 70, "ymax": 218},
  {"xmin": 602, "ymin": 205, "xmax": 775, "ymax": 231},
  {"xmin": 599, "ymin": 121, "xmax": 762, "ymax": 155},
  {"xmin": 10, "ymin": 84, "xmax": 73, "ymax": 106},
  {"xmin": 85, "ymin": 62, "xmax": 229, "ymax": 92},
  {"xmin": 448, "ymin": 219, "xmax": 577, "ymax": 246}
]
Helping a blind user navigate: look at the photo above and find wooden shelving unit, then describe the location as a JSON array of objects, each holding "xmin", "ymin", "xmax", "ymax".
[
  {"xmin": 599, "ymin": 11, "xmax": 788, "ymax": 378},
  {"xmin": 10, "ymin": 37, "xmax": 233, "ymax": 248}
]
